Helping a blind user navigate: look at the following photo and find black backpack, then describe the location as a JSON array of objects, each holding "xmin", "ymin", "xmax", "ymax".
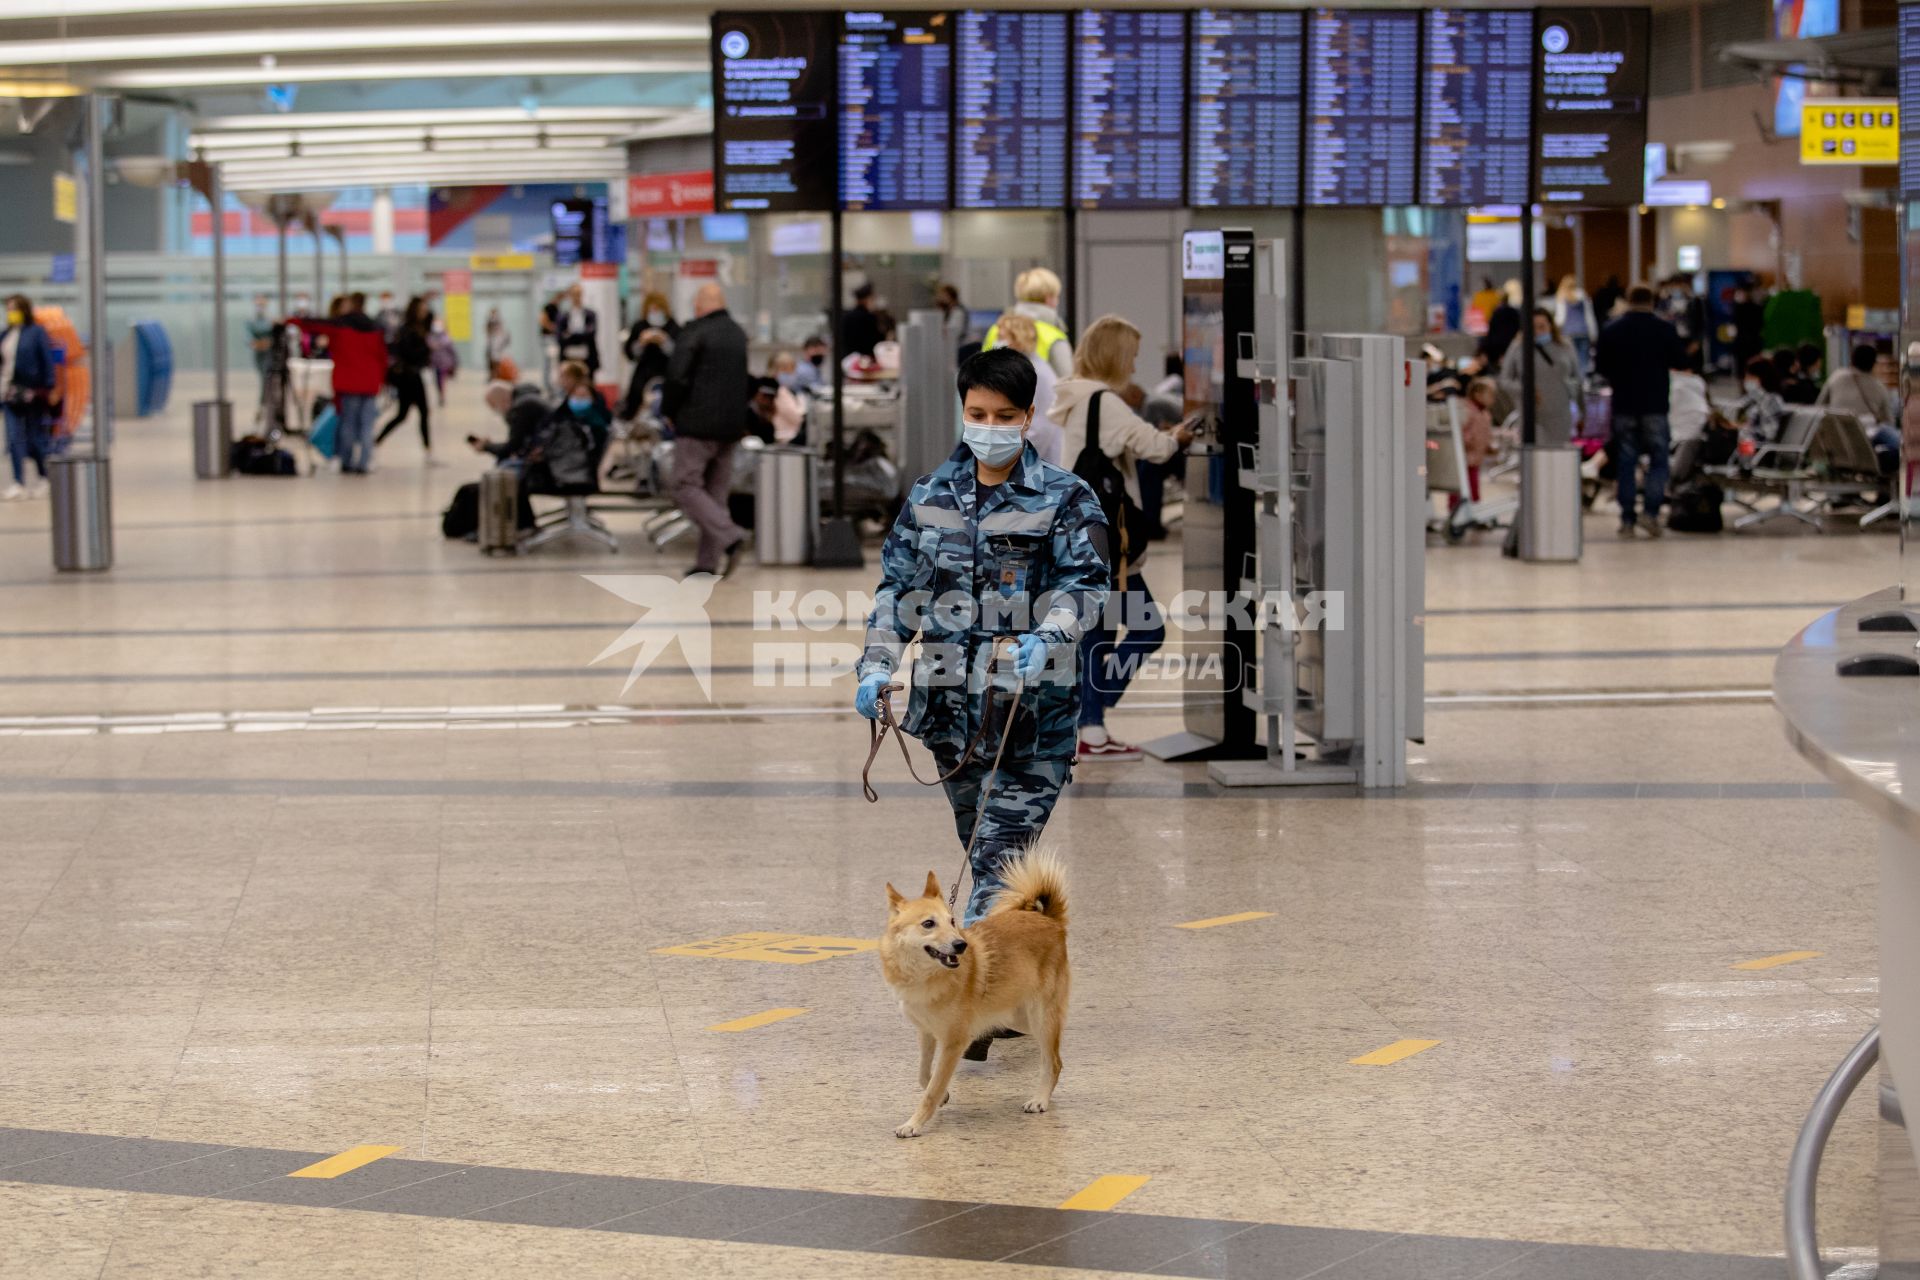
[
  {"xmin": 1070, "ymin": 390, "xmax": 1151, "ymax": 587},
  {"xmin": 536, "ymin": 414, "xmax": 596, "ymax": 490}
]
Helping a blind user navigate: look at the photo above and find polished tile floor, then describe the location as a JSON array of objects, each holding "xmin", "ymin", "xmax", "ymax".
[{"xmin": 0, "ymin": 377, "xmax": 1892, "ymax": 1276}]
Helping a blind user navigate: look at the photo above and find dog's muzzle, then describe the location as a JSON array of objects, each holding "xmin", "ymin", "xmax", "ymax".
[{"xmin": 924, "ymin": 943, "xmax": 963, "ymax": 970}]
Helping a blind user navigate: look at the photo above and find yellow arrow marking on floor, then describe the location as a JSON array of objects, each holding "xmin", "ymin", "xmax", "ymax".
[
  {"xmin": 287, "ymin": 1145, "xmax": 402, "ymax": 1179},
  {"xmin": 1350, "ymin": 1039, "xmax": 1442, "ymax": 1066},
  {"xmin": 1174, "ymin": 911, "xmax": 1275, "ymax": 930},
  {"xmin": 1733, "ymin": 950, "xmax": 1823, "ymax": 971},
  {"xmin": 707, "ymin": 1007, "xmax": 809, "ymax": 1033},
  {"xmin": 1059, "ymin": 1174, "xmax": 1152, "ymax": 1211}
]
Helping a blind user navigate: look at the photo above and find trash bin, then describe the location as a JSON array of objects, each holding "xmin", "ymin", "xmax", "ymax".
[
  {"xmin": 1518, "ymin": 445, "xmax": 1582, "ymax": 563},
  {"xmin": 50, "ymin": 455, "xmax": 112, "ymax": 572},
  {"xmin": 756, "ymin": 446, "xmax": 816, "ymax": 567},
  {"xmin": 193, "ymin": 400, "xmax": 232, "ymax": 479}
]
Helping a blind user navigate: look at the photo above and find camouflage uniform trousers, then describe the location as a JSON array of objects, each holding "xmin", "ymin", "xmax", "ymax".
[{"xmin": 934, "ymin": 751, "xmax": 1072, "ymax": 924}]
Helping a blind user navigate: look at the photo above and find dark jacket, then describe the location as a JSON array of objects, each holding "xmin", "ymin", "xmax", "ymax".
[
  {"xmin": 843, "ymin": 304, "xmax": 882, "ymax": 358},
  {"xmin": 1480, "ymin": 303, "xmax": 1521, "ymax": 364},
  {"xmin": 1595, "ymin": 309, "xmax": 1685, "ymax": 416},
  {"xmin": 484, "ymin": 384, "xmax": 551, "ymax": 461},
  {"xmin": 293, "ymin": 313, "xmax": 387, "ymax": 397},
  {"xmin": 389, "ymin": 324, "xmax": 431, "ymax": 375},
  {"xmin": 620, "ymin": 316, "xmax": 680, "ymax": 415},
  {"xmin": 661, "ymin": 309, "xmax": 750, "ymax": 442},
  {"xmin": 2, "ymin": 322, "xmax": 58, "ymax": 396},
  {"xmin": 551, "ymin": 305, "xmax": 600, "ymax": 374}
]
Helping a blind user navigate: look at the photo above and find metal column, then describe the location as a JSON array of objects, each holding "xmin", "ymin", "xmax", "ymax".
[
  {"xmin": 192, "ymin": 156, "xmax": 233, "ymax": 479},
  {"xmin": 50, "ymin": 93, "xmax": 114, "ymax": 571},
  {"xmin": 813, "ymin": 209, "xmax": 863, "ymax": 567}
]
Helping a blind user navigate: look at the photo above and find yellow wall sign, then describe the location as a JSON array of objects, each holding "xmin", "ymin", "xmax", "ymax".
[
  {"xmin": 52, "ymin": 173, "xmax": 77, "ymax": 224},
  {"xmin": 469, "ymin": 252, "xmax": 535, "ymax": 271},
  {"xmin": 1801, "ymin": 100, "xmax": 1899, "ymax": 165}
]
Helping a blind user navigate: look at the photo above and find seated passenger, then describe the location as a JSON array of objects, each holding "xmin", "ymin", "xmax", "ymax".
[
  {"xmin": 1667, "ymin": 357, "xmax": 1711, "ymax": 445},
  {"xmin": 1733, "ymin": 356, "xmax": 1787, "ymax": 443},
  {"xmin": 527, "ymin": 360, "xmax": 611, "ymax": 492},
  {"xmin": 468, "ymin": 380, "xmax": 550, "ymax": 468},
  {"xmin": 765, "ymin": 355, "xmax": 807, "ymax": 443},
  {"xmin": 1776, "ymin": 348, "xmax": 1817, "ymax": 405}
]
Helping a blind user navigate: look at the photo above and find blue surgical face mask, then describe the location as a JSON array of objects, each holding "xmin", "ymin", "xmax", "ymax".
[
  {"xmin": 963, "ymin": 422, "xmax": 1025, "ymax": 468},
  {"xmin": 566, "ymin": 395, "xmax": 592, "ymax": 414}
]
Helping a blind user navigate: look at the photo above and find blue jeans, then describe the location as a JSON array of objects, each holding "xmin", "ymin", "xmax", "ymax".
[
  {"xmin": 335, "ymin": 393, "xmax": 378, "ymax": 472},
  {"xmin": 1611, "ymin": 412, "xmax": 1671, "ymax": 523},
  {"xmin": 4, "ymin": 403, "xmax": 51, "ymax": 486},
  {"xmin": 1077, "ymin": 573, "xmax": 1167, "ymax": 729}
]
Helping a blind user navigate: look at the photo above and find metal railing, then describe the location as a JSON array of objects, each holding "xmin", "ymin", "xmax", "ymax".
[{"xmin": 1785, "ymin": 1026, "xmax": 1880, "ymax": 1280}]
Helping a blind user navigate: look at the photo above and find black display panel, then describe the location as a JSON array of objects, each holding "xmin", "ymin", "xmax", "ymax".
[
  {"xmin": 1189, "ymin": 10, "xmax": 1305, "ymax": 209},
  {"xmin": 712, "ymin": 12, "xmax": 837, "ymax": 212},
  {"xmin": 1305, "ymin": 9, "xmax": 1420, "ymax": 207},
  {"xmin": 839, "ymin": 11, "xmax": 952, "ymax": 211},
  {"xmin": 1902, "ymin": 6, "xmax": 1920, "ymax": 195},
  {"xmin": 1073, "ymin": 10, "xmax": 1187, "ymax": 209},
  {"xmin": 1421, "ymin": 9, "xmax": 1533, "ymax": 206},
  {"xmin": 1533, "ymin": 8, "xmax": 1651, "ymax": 206},
  {"xmin": 954, "ymin": 10, "xmax": 1070, "ymax": 209}
]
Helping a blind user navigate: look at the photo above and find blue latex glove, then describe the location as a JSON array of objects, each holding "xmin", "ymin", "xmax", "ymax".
[
  {"xmin": 856, "ymin": 671, "xmax": 892, "ymax": 720},
  {"xmin": 1012, "ymin": 633, "xmax": 1048, "ymax": 681}
]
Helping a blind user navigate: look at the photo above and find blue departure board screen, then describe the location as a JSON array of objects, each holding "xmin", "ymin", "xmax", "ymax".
[
  {"xmin": 1072, "ymin": 10, "xmax": 1187, "ymax": 209},
  {"xmin": 1902, "ymin": 6, "xmax": 1920, "ymax": 194},
  {"xmin": 1305, "ymin": 9, "xmax": 1420, "ymax": 207},
  {"xmin": 712, "ymin": 12, "xmax": 838, "ymax": 212},
  {"xmin": 839, "ymin": 12, "xmax": 951, "ymax": 211},
  {"xmin": 955, "ymin": 11, "xmax": 1070, "ymax": 209},
  {"xmin": 1189, "ymin": 10, "xmax": 1304, "ymax": 208},
  {"xmin": 1421, "ymin": 9, "xmax": 1533, "ymax": 206}
]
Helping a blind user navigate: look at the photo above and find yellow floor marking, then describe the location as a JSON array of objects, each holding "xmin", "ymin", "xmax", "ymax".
[
  {"xmin": 1349, "ymin": 1039, "xmax": 1442, "ymax": 1066},
  {"xmin": 708, "ymin": 1007, "xmax": 810, "ymax": 1033},
  {"xmin": 653, "ymin": 932, "xmax": 879, "ymax": 965},
  {"xmin": 1733, "ymin": 950, "xmax": 1823, "ymax": 970},
  {"xmin": 287, "ymin": 1145, "xmax": 402, "ymax": 1179},
  {"xmin": 1059, "ymin": 1175, "xmax": 1152, "ymax": 1211},
  {"xmin": 1174, "ymin": 911, "xmax": 1275, "ymax": 930}
]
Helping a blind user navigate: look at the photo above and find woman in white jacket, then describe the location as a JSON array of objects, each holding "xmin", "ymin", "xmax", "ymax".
[
  {"xmin": 1049, "ymin": 314, "xmax": 1193, "ymax": 761},
  {"xmin": 1552, "ymin": 275, "xmax": 1599, "ymax": 376}
]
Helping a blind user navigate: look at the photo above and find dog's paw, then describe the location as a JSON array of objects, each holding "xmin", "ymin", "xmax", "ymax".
[
  {"xmin": 1022, "ymin": 1098, "xmax": 1049, "ymax": 1114},
  {"xmin": 894, "ymin": 1120, "xmax": 925, "ymax": 1139}
]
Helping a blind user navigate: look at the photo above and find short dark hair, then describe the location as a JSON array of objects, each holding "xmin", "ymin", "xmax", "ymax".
[
  {"xmin": 956, "ymin": 346, "xmax": 1038, "ymax": 411},
  {"xmin": 853, "ymin": 283, "xmax": 875, "ymax": 302},
  {"xmin": 1797, "ymin": 342, "xmax": 1824, "ymax": 369},
  {"xmin": 1625, "ymin": 284, "xmax": 1656, "ymax": 308},
  {"xmin": 1852, "ymin": 343, "xmax": 1879, "ymax": 373},
  {"xmin": 1746, "ymin": 355, "xmax": 1779, "ymax": 393},
  {"xmin": 1770, "ymin": 348, "xmax": 1798, "ymax": 380}
]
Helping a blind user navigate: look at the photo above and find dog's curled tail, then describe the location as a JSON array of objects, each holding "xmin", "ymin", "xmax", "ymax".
[{"xmin": 987, "ymin": 846, "xmax": 1068, "ymax": 925}]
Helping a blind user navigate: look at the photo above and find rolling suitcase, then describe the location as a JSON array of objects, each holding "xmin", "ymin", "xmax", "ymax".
[{"xmin": 478, "ymin": 467, "xmax": 520, "ymax": 556}]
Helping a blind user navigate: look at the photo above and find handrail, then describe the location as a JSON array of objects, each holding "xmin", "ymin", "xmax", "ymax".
[{"xmin": 1785, "ymin": 1026, "xmax": 1880, "ymax": 1280}]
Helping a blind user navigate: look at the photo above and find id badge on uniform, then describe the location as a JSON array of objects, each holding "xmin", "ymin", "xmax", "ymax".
[{"xmin": 997, "ymin": 561, "xmax": 1028, "ymax": 598}]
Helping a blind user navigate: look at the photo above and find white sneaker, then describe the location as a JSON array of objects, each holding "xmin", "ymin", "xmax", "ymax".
[{"xmin": 1, "ymin": 484, "xmax": 23, "ymax": 501}]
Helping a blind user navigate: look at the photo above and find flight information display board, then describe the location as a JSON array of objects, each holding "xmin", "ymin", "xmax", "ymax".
[
  {"xmin": 1421, "ymin": 9, "xmax": 1533, "ymax": 206},
  {"xmin": 1189, "ymin": 9, "xmax": 1305, "ymax": 208},
  {"xmin": 1902, "ymin": 5, "xmax": 1920, "ymax": 194},
  {"xmin": 712, "ymin": 12, "xmax": 837, "ymax": 211},
  {"xmin": 1533, "ymin": 8, "xmax": 1651, "ymax": 206},
  {"xmin": 1072, "ymin": 10, "xmax": 1187, "ymax": 208},
  {"xmin": 1305, "ymin": 9, "xmax": 1420, "ymax": 207},
  {"xmin": 839, "ymin": 11, "xmax": 951, "ymax": 211},
  {"xmin": 955, "ymin": 10, "xmax": 1070, "ymax": 209}
]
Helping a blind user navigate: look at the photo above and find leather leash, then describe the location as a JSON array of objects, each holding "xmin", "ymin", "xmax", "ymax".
[{"xmin": 861, "ymin": 636, "xmax": 1027, "ymax": 910}]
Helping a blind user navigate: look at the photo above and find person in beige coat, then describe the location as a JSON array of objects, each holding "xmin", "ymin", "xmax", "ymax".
[{"xmin": 1048, "ymin": 314, "xmax": 1194, "ymax": 761}]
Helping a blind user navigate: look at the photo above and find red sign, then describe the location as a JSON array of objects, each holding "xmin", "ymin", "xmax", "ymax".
[
  {"xmin": 581, "ymin": 262, "xmax": 619, "ymax": 281},
  {"xmin": 626, "ymin": 170, "xmax": 714, "ymax": 217},
  {"xmin": 441, "ymin": 269, "xmax": 472, "ymax": 294}
]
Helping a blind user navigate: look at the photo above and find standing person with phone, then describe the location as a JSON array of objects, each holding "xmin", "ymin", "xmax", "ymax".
[{"xmin": 1048, "ymin": 315, "xmax": 1193, "ymax": 762}]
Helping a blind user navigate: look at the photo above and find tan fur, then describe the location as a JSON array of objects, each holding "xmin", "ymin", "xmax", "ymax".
[{"xmin": 878, "ymin": 851, "xmax": 1070, "ymax": 1138}]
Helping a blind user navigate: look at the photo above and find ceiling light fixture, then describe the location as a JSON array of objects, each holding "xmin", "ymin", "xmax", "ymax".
[{"xmin": 96, "ymin": 58, "xmax": 705, "ymax": 89}]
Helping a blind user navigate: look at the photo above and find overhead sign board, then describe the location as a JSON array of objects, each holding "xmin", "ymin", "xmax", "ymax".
[
  {"xmin": 627, "ymin": 170, "xmax": 715, "ymax": 217},
  {"xmin": 1800, "ymin": 99, "xmax": 1899, "ymax": 165}
]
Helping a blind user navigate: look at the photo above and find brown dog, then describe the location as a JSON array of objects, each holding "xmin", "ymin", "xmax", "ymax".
[{"xmin": 878, "ymin": 850, "xmax": 1069, "ymax": 1138}]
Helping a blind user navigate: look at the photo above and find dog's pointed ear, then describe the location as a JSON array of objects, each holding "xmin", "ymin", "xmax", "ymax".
[
  {"xmin": 923, "ymin": 870, "xmax": 942, "ymax": 899},
  {"xmin": 886, "ymin": 882, "xmax": 904, "ymax": 908}
]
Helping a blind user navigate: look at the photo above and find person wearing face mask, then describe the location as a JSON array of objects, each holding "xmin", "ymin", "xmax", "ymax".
[
  {"xmin": 1499, "ymin": 307, "xmax": 1582, "ymax": 449},
  {"xmin": 617, "ymin": 291, "xmax": 678, "ymax": 421},
  {"xmin": 789, "ymin": 335, "xmax": 830, "ymax": 397},
  {"xmin": 528, "ymin": 361, "xmax": 610, "ymax": 493},
  {"xmin": 246, "ymin": 295, "xmax": 278, "ymax": 391},
  {"xmin": 1049, "ymin": 316, "xmax": 1194, "ymax": 761},
  {"xmin": 1, "ymin": 295, "xmax": 60, "ymax": 501},
  {"xmin": 857, "ymin": 347, "xmax": 1109, "ymax": 942},
  {"xmin": 1733, "ymin": 355, "xmax": 1787, "ymax": 444}
]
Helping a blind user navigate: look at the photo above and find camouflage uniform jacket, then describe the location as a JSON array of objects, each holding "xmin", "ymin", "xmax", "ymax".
[{"xmin": 860, "ymin": 441, "xmax": 1110, "ymax": 763}]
